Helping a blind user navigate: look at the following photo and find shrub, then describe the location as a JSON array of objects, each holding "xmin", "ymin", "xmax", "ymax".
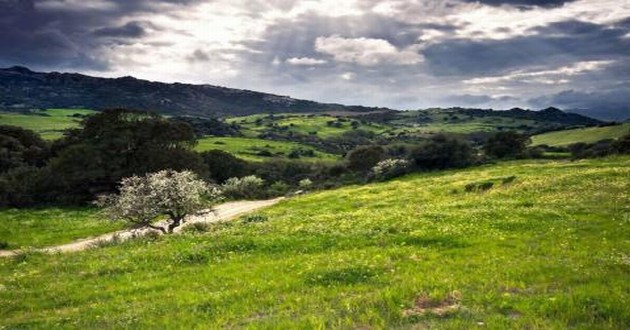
[
  {"xmin": 299, "ymin": 178, "xmax": 313, "ymax": 189},
  {"xmin": 221, "ymin": 175, "xmax": 265, "ymax": 199},
  {"xmin": 268, "ymin": 181, "xmax": 290, "ymax": 196},
  {"xmin": 465, "ymin": 181, "xmax": 494, "ymax": 192},
  {"xmin": 370, "ymin": 158, "xmax": 410, "ymax": 181},
  {"xmin": 242, "ymin": 214, "xmax": 268, "ymax": 223},
  {"xmin": 483, "ymin": 131, "xmax": 531, "ymax": 159},
  {"xmin": 347, "ymin": 145, "xmax": 385, "ymax": 172},
  {"xmin": 411, "ymin": 134, "xmax": 475, "ymax": 170}
]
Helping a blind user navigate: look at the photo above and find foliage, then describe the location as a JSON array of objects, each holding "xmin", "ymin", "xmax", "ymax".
[
  {"xmin": 241, "ymin": 214, "xmax": 269, "ymax": 224},
  {"xmin": 43, "ymin": 109, "xmax": 207, "ymax": 204},
  {"xmin": 221, "ymin": 175, "xmax": 265, "ymax": 199},
  {"xmin": 410, "ymin": 134, "xmax": 475, "ymax": 170},
  {"xmin": 370, "ymin": 158, "xmax": 410, "ymax": 181},
  {"xmin": 346, "ymin": 145, "xmax": 386, "ymax": 172},
  {"xmin": 200, "ymin": 149, "xmax": 249, "ymax": 183},
  {"xmin": 0, "ymin": 125, "xmax": 49, "ymax": 173},
  {"xmin": 298, "ymin": 178, "xmax": 313, "ymax": 189},
  {"xmin": 97, "ymin": 170, "xmax": 214, "ymax": 233},
  {"xmin": 483, "ymin": 131, "xmax": 531, "ymax": 158}
]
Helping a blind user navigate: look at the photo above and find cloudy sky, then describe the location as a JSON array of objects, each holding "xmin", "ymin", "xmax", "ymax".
[{"xmin": 1, "ymin": 0, "xmax": 629, "ymax": 113}]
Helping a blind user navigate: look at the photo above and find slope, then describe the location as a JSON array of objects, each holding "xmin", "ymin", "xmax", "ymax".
[{"xmin": 1, "ymin": 156, "xmax": 628, "ymax": 328}]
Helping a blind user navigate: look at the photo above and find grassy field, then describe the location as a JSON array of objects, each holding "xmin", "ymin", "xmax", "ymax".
[
  {"xmin": 0, "ymin": 109, "xmax": 96, "ymax": 139},
  {"xmin": 227, "ymin": 114, "xmax": 389, "ymax": 138},
  {"xmin": 531, "ymin": 123, "xmax": 630, "ymax": 146},
  {"xmin": 195, "ymin": 136, "xmax": 339, "ymax": 162},
  {"xmin": 1, "ymin": 156, "xmax": 628, "ymax": 328},
  {"xmin": 0, "ymin": 208, "xmax": 124, "ymax": 250}
]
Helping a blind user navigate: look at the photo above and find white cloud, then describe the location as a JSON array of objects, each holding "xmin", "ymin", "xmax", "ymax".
[
  {"xmin": 464, "ymin": 60, "xmax": 615, "ymax": 85},
  {"xmin": 341, "ymin": 72, "xmax": 356, "ymax": 80},
  {"xmin": 315, "ymin": 35, "xmax": 423, "ymax": 66},
  {"xmin": 286, "ymin": 57, "xmax": 327, "ymax": 65}
]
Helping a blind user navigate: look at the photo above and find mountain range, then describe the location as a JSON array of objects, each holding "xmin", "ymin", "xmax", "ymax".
[
  {"xmin": 0, "ymin": 66, "xmax": 387, "ymax": 117},
  {"xmin": 0, "ymin": 66, "xmax": 613, "ymax": 123}
]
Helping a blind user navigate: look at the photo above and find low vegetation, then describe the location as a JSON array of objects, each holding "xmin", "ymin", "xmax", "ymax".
[
  {"xmin": 0, "ymin": 157, "xmax": 628, "ymax": 327},
  {"xmin": 195, "ymin": 136, "xmax": 338, "ymax": 162},
  {"xmin": 0, "ymin": 208, "xmax": 123, "ymax": 249},
  {"xmin": 531, "ymin": 122, "xmax": 630, "ymax": 147}
]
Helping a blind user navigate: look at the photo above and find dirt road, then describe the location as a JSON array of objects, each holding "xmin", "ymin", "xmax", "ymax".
[{"xmin": 0, "ymin": 197, "xmax": 283, "ymax": 257}]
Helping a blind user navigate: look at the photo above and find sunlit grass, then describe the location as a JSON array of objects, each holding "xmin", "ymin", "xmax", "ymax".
[
  {"xmin": 195, "ymin": 136, "xmax": 339, "ymax": 162},
  {"xmin": 0, "ymin": 156, "xmax": 628, "ymax": 328},
  {"xmin": 0, "ymin": 208, "xmax": 124, "ymax": 249},
  {"xmin": 0, "ymin": 108, "xmax": 96, "ymax": 140},
  {"xmin": 532, "ymin": 123, "xmax": 630, "ymax": 146}
]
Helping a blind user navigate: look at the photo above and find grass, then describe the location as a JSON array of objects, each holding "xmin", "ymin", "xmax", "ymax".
[
  {"xmin": 0, "ymin": 208, "xmax": 124, "ymax": 250},
  {"xmin": 0, "ymin": 108, "xmax": 96, "ymax": 140},
  {"xmin": 227, "ymin": 114, "xmax": 389, "ymax": 138},
  {"xmin": 532, "ymin": 123, "xmax": 630, "ymax": 146},
  {"xmin": 0, "ymin": 156, "xmax": 628, "ymax": 328},
  {"xmin": 195, "ymin": 136, "xmax": 339, "ymax": 162}
]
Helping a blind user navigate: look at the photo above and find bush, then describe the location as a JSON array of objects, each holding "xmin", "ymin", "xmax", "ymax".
[
  {"xmin": 347, "ymin": 145, "xmax": 385, "ymax": 172},
  {"xmin": 221, "ymin": 175, "xmax": 265, "ymax": 199},
  {"xmin": 268, "ymin": 181, "xmax": 290, "ymax": 196},
  {"xmin": 464, "ymin": 181, "xmax": 494, "ymax": 192},
  {"xmin": 370, "ymin": 158, "xmax": 410, "ymax": 181},
  {"xmin": 410, "ymin": 134, "xmax": 475, "ymax": 170},
  {"xmin": 200, "ymin": 149, "xmax": 249, "ymax": 183},
  {"xmin": 483, "ymin": 131, "xmax": 531, "ymax": 159},
  {"xmin": 299, "ymin": 178, "xmax": 313, "ymax": 189},
  {"xmin": 242, "ymin": 214, "xmax": 268, "ymax": 223}
]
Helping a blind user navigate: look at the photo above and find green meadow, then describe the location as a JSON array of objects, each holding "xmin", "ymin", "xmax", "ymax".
[
  {"xmin": 1, "ymin": 156, "xmax": 628, "ymax": 328},
  {"xmin": 0, "ymin": 208, "xmax": 124, "ymax": 249},
  {"xmin": 227, "ymin": 114, "xmax": 389, "ymax": 138},
  {"xmin": 531, "ymin": 123, "xmax": 630, "ymax": 146},
  {"xmin": 195, "ymin": 136, "xmax": 339, "ymax": 162},
  {"xmin": 0, "ymin": 109, "xmax": 96, "ymax": 139}
]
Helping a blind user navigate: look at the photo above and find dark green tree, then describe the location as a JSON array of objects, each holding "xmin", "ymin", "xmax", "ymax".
[
  {"xmin": 483, "ymin": 131, "xmax": 530, "ymax": 159},
  {"xmin": 411, "ymin": 134, "xmax": 474, "ymax": 170}
]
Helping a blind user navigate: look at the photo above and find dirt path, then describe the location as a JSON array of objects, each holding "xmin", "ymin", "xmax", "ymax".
[{"xmin": 0, "ymin": 197, "xmax": 283, "ymax": 257}]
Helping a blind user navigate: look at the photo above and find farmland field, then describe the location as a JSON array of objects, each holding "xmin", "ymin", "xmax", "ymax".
[
  {"xmin": 0, "ymin": 208, "xmax": 124, "ymax": 250},
  {"xmin": 1, "ymin": 156, "xmax": 628, "ymax": 328},
  {"xmin": 195, "ymin": 136, "xmax": 339, "ymax": 162},
  {"xmin": 531, "ymin": 123, "xmax": 630, "ymax": 146},
  {"xmin": 0, "ymin": 109, "xmax": 96, "ymax": 139}
]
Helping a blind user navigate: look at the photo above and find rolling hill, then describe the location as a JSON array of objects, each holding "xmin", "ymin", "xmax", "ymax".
[
  {"xmin": 531, "ymin": 123, "xmax": 630, "ymax": 146},
  {"xmin": 0, "ymin": 66, "xmax": 390, "ymax": 118},
  {"xmin": 1, "ymin": 156, "xmax": 628, "ymax": 328}
]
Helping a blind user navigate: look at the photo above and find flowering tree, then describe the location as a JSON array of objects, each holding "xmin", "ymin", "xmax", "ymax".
[{"xmin": 97, "ymin": 170, "xmax": 221, "ymax": 233}]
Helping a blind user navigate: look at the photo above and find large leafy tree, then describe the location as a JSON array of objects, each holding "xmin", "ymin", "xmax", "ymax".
[{"xmin": 48, "ymin": 109, "xmax": 207, "ymax": 203}]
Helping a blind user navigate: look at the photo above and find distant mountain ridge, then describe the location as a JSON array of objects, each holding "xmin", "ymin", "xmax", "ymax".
[
  {"xmin": 0, "ymin": 66, "xmax": 605, "ymax": 125},
  {"xmin": 0, "ymin": 66, "xmax": 389, "ymax": 117}
]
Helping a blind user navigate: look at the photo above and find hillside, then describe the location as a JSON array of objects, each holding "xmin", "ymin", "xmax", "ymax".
[
  {"xmin": 531, "ymin": 123, "xmax": 630, "ymax": 146},
  {"xmin": 0, "ymin": 66, "xmax": 389, "ymax": 117},
  {"xmin": 1, "ymin": 157, "xmax": 628, "ymax": 328}
]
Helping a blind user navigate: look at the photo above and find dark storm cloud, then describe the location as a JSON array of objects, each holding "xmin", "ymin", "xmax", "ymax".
[
  {"xmin": 94, "ymin": 21, "xmax": 146, "ymax": 38},
  {"xmin": 423, "ymin": 19, "xmax": 630, "ymax": 77},
  {"xmin": 0, "ymin": 0, "xmax": 202, "ymax": 70}
]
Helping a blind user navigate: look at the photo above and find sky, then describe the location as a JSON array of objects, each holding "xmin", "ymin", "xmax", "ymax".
[{"xmin": 1, "ymin": 0, "xmax": 629, "ymax": 113}]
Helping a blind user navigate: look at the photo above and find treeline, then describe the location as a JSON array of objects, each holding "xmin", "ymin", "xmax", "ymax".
[{"xmin": 1, "ymin": 109, "xmax": 628, "ymax": 208}]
